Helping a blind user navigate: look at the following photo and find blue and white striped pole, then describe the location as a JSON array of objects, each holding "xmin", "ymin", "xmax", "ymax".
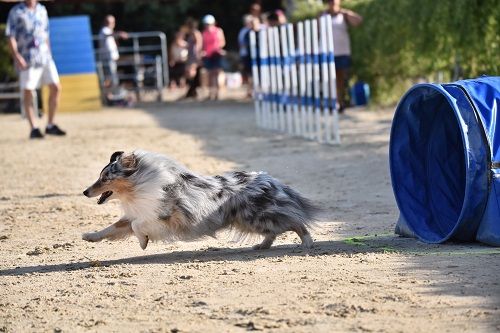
[
  {"xmin": 319, "ymin": 15, "xmax": 331, "ymax": 143},
  {"xmin": 287, "ymin": 23, "xmax": 300, "ymax": 136},
  {"xmin": 305, "ymin": 20, "xmax": 314, "ymax": 140},
  {"xmin": 249, "ymin": 30, "xmax": 261, "ymax": 127},
  {"xmin": 312, "ymin": 19, "xmax": 322, "ymax": 142},
  {"xmin": 258, "ymin": 29, "xmax": 270, "ymax": 129},
  {"xmin": 280, "ymin": 24, "xmax": 293, "ymax": 135},
  {"xmin": 273, "ymin": 27, "xmax": 286, "ymax": 132},
  {"xmin": 268, "ymin": 27, "xmax": 279, "ymax": 130},
  {"xmin": 297, "ymin": 22, "xmax": 307, "ymax": 138}
]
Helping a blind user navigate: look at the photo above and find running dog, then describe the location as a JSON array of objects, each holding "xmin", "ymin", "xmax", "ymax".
[{"xmin": 82, "ymin": 150, "xmax": 319, "ymax": 250}]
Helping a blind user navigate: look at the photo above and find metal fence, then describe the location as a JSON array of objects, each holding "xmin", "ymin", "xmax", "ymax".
[{"xmin": 93, "ymin": 31, "xmax": 168, "ymax": 102}]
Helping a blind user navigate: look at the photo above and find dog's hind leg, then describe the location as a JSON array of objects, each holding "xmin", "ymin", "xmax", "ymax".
[
  {"xmin": 291, "ymin": 225, "xmax": 313, "ymax": 248},
  {"xmin": 253, "ymin": 234, "xmax": 277, "ymax": 250},
  {"xmin": 82, "ymin": 219, "xmax": 133, "ymax": 242}
]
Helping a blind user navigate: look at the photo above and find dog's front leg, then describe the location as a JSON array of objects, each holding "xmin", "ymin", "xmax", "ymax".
[
  {"xmin": 130, "ymin": 222, "xmax": 149, "ymax": 250},
  {"xmin": 136, "ymin": 234, "xmax": 149, "ymax": 250},
  {"xmin": 82, "ymin": 218, "xmax": 133, "ymax": 242}
]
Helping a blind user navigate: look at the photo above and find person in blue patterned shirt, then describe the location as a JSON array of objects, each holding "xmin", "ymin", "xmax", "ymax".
[{"xmin": 6, "ymin": 0, "xmax": 66, "ymax": 139}]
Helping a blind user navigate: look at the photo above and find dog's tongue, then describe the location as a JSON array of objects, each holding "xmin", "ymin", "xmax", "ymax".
[{"xmin": 97, "ymin": 191, "xmax": 113, "ymax": 204}]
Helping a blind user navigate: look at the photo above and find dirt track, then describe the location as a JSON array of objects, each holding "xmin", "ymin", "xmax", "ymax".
[{"xmin": 1, "ymin": 99, "xmax": 499, "ymax": 332}]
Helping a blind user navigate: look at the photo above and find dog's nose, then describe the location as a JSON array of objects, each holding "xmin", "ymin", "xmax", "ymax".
[{"xmin": 83, "ymin": 189, "xmax": 89, "ymax": 197}]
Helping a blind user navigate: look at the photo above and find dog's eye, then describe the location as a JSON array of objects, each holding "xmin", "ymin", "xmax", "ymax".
[{"xmin": 101, "ymin": 176, "xmax": 109, "ymax": 183}]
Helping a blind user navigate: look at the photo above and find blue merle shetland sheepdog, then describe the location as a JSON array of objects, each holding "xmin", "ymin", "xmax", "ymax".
[{"xmin": 82, "ymin": 150, "xmax": 319, "ymax": 250}]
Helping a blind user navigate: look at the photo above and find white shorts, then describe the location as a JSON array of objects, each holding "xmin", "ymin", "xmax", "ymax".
[{"xmin": 19, "ymin": 60, "xmax": 60, "ymax": 90}]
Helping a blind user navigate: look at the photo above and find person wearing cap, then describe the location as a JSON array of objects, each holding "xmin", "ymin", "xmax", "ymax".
[
  {"xmin": 201, "ymin": 14, "xmax": 226, "ymax": 100},
  {"xmin": 6, "ymin": 0, "xmax": 65, "ymax": 139}
]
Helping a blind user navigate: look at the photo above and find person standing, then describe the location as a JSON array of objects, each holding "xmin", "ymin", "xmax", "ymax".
[
  {"xmin": 98, "ymin": 15, "xmax": 128, "ymax": 91},
  {"xmin": 241, "ymin": 16, "xmax": 261, "ymax": 98},
  {"xmin": 201, "ymin": 14, "xmax": 225, "ymax": 101},
  {"xmin": 183, "ymin": 18, "xmax": 203, "ymax": 99},
  {"xmin": 238, "ymin": 14, "xmax": 253, "ymax": 94},
  {"xmin": 249, "ymin": 3, "xmax": 263, "ymax": 22},
  {"xmin": 168, "ymin": 30, "xmax": 188, "ymax": 89},
  {"xmin": 325, "ymin": 0, "xmax": 362, "ymax": 112},
  {"xmin": 6, "ymin": 0, "xmax": 65, "ymax": 139}
]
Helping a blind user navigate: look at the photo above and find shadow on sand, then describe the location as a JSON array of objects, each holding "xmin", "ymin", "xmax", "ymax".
[{"xmin": 2, "ymin": 235, "xmax": 498, "ymax": 277}]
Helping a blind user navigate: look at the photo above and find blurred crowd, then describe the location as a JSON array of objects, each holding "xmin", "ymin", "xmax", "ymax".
[
  {"xmin": 167, "ymin": 0, "xmax": 362, "ymax": 111},
  {"xmin": 167, "ymin": 2, "xmax": 288, "ymax": 101}
]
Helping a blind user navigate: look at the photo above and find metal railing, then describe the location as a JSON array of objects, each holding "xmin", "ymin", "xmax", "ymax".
[
  {"xmin": 93, "ymin": 31, "xmax": 169, "ymax": 101},
  {"xmin": 0, "ymin": 81, "xmax": 40, "ymax": 117}
]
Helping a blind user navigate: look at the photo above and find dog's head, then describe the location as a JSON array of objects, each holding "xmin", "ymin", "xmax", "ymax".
[{"xmin": 83, "ymin": 151, "xmax": 138, "ymax": 204}]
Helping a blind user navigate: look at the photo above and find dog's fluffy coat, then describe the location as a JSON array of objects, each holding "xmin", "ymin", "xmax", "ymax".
[{"xmin": 83, "ymin": 150, "xmax": 319, "ymax": 250}]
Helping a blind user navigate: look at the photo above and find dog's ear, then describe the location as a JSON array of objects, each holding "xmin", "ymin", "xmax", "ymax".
[
  {"xmin": 120, "ymin": 153, "xmax": 138, "ymax": 176},
  {"xmin": 110, "ymin": 151, "xmax": 125, "ymax": 163}
]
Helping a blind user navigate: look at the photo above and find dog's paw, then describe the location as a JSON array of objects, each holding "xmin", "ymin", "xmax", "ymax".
[
  {"xmin": 252, "ymin": 244, "xmax": 263, "ymax": 250},
  {"xmin": 301, "ymin": 234, "xmax": 314, "ymax": 249},
  {"xmin": 137, "ymin": 235, "xmax": 149, "ymax": 250},
  {"xmin": 82, "ymin": 232, "xmax": 100, "ymax": 242},
  {"xmin": 252, "ymin": 243, "xmax": 271, "ymax": 250}
]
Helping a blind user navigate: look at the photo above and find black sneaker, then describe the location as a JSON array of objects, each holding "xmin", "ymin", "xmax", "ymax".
[
  {"xmin": 30, "ymin": 128, "xmax": 44, "ymax": 139},
  {"xmin": 45, "ymin": 124, "xmax": 66, "ymax": 136}
]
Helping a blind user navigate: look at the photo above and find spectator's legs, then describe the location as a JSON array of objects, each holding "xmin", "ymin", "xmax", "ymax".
[
  {"xmin": 185, "ymin": 64, "xmax": 199, "ymax": 98},
  {"xmin": 247, "ymin": 75, "xmax": 253, "ymax": 98},
  {"xmin": 110, "ymin": 60, "xmax": 119, "ymax": 89},
  {"xmin": 47, "ymin": 82, "xmax": 61, "ymax": 126},
  {"xmin": 23, "ymin": 89, "xmax": 37, "ymax": 129},
  {"xmin": 336, "ymin": 68, "xmax": 349, "ymax": 112},
  {"xmin": 102, "ymin": 60, "xmax": 118, "ymax": 90},
  {"xmin": 209, "ymin": 69, "xmax": 220, "ymax": 100}
]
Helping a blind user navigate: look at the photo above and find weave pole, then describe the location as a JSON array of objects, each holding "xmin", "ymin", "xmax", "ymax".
[
  {"xmin": 257, "ymin": 29, "xmax": 270, "ymax": 129},
  {"xmin": 287, "ymin": 23, "xmax": 300, "ymax": 136},
  {"xmin": 319, "ymin": 15, "xmax": 331, "ymax": 143},
  {"xmin": 273, "ymin": 27, "xmax": 286, "ymax": 132},
  {"xmin": 280, "ymin": 24, "xmax": 293, "ymax": 135},
  {"xmin": 312, "ymin": 19, "xmax": 322, "ymax": 142},
  {"xmin": 305, "ymin": 20, "xmax": 314, "ymax": 140},
  {"xmin": 249, "ymin": 31, "xmax": 261, "ymax": 127},
  {"xmin": 297, "ymin": 22, "xmax": 307, "ymax": 138},
  {"xmin": 267, "ymin": 27, "xmax": 278, "ymax": 130}
]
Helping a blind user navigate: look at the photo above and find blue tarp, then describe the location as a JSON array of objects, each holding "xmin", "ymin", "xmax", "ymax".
[
  {"xmin": 49, "ymin": 16, "xmax": 96, "ymax": 75},
  {"xmin": 389, "ymin": 76, "xmax": 500, "ymax": 245}
]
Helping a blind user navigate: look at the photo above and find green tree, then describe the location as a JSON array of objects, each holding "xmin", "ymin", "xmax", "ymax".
[
  {"xmin": 349, "ymin": 0, "xmax": 500, "ymax": 104},
  {"xmin": 291, "ymin": 0, "xmax": 500, "ymax": 105},
  {"xmin": 0, "ymin": 24, "xmax": 16, "ymax": 81}
]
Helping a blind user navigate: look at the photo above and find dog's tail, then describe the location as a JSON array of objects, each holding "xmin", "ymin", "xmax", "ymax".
[{"xmin": 282, "ymin": 185, "xmax": 322, "ymax": 226}]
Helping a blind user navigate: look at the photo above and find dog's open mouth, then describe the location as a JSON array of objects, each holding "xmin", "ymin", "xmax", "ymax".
[{"xmin": 97, "ymin": 191, "xmax": 113, "ymax": 204}]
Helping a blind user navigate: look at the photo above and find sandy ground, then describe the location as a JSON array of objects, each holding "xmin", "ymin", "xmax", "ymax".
[{"xmin": 1, "ymin": 95, "xmax": 500, "ymax": 333}]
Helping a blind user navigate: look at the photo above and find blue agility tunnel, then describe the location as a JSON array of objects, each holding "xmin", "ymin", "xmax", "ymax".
[{"xmin": 390, "ymin": 76, "xmax": 500, "ymax": 245}]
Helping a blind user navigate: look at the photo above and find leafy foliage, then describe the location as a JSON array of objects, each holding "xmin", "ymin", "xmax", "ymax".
[
  {"xmin": 289, "ymin": 0, "xmax": 325, "ymax": 22},
  {"xmin": 348, "ymin": 0, "xmax": 500, "ymax": 104},
  {"xmin": 292, "ymin": 0, "xmax": 500, "ymax": 105},
  {"xmin": 0, "ymin": 24, "xmax": 16, "ymax": 81}
]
